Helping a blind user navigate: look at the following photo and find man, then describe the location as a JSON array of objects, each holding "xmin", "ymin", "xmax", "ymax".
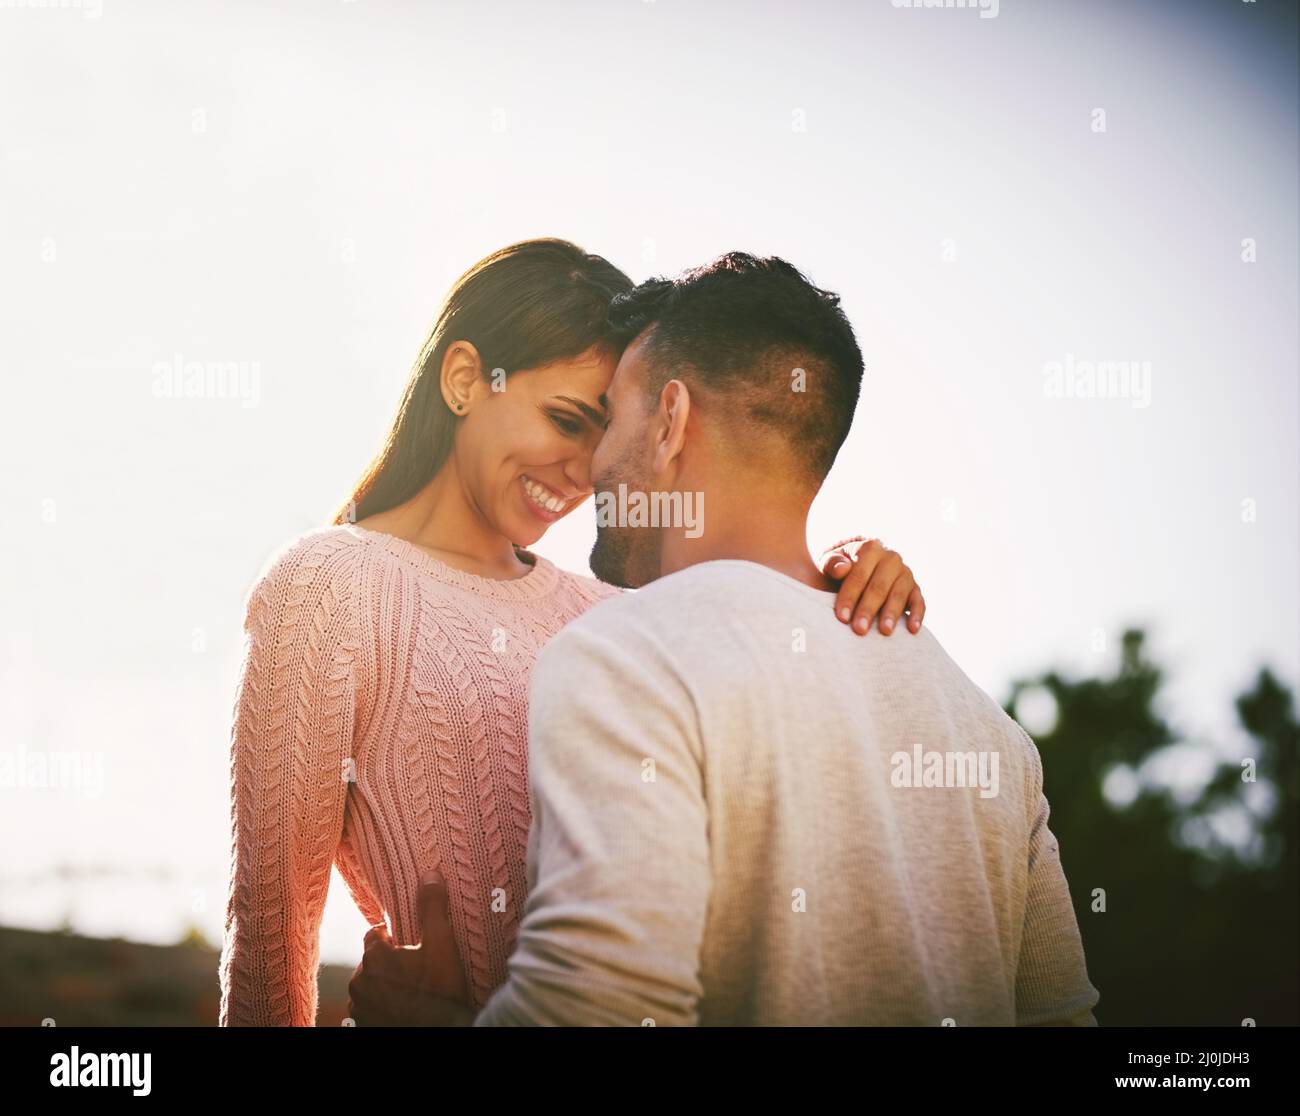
[{"xmin": 347, "ymin": 252, "xmax": 1100, "ymax": 1026}]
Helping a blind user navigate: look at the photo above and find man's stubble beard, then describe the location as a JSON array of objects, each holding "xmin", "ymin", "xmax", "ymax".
[
  {"xmin": 589, "ymin": 520, "xmax": 661, "ymax": 589},
  {"xmin": 588, "ymin": 448, "xmax": 661, "ymax": 589}
]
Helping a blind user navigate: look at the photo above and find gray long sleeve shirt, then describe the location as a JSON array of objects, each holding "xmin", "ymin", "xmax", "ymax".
[{"xmin": 475, "ymin": 559, "xmax": 1100, "ymax": 1026}]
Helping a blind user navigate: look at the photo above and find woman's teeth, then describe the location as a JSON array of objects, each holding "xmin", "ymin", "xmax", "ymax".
[{"xmin": 522, "ymin": 475, "xmax": 565, "ymax": 513}]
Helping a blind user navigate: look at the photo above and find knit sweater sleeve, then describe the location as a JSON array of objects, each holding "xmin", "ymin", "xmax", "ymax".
[
  {"xmin": 474, "ymin": 616, "xmax": 710, "ymax": 1027},
  {"xmin": 1014, "ymin": 729, "xmax": 1102, "ymax": 1026},
  {"xmin": 218, "ymin": 532, "xmax": 360, "ymax": 1027}
]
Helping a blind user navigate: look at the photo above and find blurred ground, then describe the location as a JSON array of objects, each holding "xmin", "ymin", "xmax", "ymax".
[{"xmin": 0, "ymin": 924, "xmax": 352, "ymax": 1027}]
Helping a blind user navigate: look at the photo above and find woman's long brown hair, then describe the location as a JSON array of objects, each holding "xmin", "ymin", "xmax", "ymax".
[{"xmin": 334, "ymin": 238, "xmax": 633, "ymax": 525}]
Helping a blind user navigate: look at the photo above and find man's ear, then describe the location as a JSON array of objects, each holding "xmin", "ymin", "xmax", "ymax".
[
  {"xmin": 651, "ymin": 379, "xmax": 691, "ymax": 477},
  {"xmin": 439, "ymin": 340, "xmax": 484, "ymax": 414}
]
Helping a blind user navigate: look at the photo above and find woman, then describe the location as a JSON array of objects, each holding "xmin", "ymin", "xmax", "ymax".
[{"xmin": 217, "ymin": 239, "xmax": 925, "ymax": 1026}]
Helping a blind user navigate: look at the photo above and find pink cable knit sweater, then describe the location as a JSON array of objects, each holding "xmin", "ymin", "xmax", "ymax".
[{"xmin": 217, "ymin": 523, "xmax": 621, "ymax": 1026}]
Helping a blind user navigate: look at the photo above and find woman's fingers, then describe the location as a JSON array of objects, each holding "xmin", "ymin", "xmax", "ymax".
[
  {"xmin": 831, "ymin": 539, "xmax": 882, "ymax": 626},
  {"xmin": 823, "ymin": 553, "xmax": 852, "ymax": 581},
  {"xmin": 823, "ymin": 539, "xmax": 922, "ymax": 638},
  {"xmin": 851, "ymin": 548, "xmax": 903, "ymax": 633},
  {"xmin": 906, "ymin": 585, "xmax": 926, "ymax": 632},
  {"xmin": 878, "ymin": 567, "xmax": 915, "ymax": 636}
]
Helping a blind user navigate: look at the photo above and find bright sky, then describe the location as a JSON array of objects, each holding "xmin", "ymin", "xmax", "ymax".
[{"xmin": 1, "ymin": 0, "xmax": 1295, "ymax": 968}]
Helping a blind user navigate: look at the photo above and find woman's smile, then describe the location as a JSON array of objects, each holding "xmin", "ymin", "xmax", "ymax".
[{"xmin": 520, "ymin": 473, "xmax": 577, "ymax": 522}]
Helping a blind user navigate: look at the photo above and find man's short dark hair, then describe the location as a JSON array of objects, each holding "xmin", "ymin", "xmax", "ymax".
[{"xmin": 607, "ymin": 252, "xmax": 864, "ymax": 480}]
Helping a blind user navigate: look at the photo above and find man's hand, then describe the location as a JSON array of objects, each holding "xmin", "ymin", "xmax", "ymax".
[{"xmin": 346, "ymin": 871, "xmax": 477, "ymax": 1026}]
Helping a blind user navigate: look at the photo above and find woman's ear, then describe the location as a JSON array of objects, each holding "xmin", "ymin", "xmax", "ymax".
[{"xmin": 439, "ymin": 340, "xmax": 484, "ymax": 415}]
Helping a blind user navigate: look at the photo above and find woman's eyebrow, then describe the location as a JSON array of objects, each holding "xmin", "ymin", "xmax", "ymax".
[{"xmin": 552, "ymin": 395, "xmax": 608, "ymax": 426}]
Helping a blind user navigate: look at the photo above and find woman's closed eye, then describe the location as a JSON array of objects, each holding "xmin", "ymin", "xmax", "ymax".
[{"xmin": 548, "ymin": 411, "xmax": 583, "ymax": 436}]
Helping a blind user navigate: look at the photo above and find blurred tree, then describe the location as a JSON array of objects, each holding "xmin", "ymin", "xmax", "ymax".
[
  {"xmin": 1007, "ymin": 630, "xmax": 1298, "ymax": 1025},
  {"xmin": 176, "ymin": 924, "xmax": 212, "ymax": 951}
]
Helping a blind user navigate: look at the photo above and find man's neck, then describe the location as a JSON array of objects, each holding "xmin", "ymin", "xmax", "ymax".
[{"xmin": 657, "ymin": 491, "xmax": 836, "ymax": 593}]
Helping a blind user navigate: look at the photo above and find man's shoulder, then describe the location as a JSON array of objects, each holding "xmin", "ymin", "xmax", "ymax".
[
  {"xmin": 530, "ymin": 565, "xmax": 731, "ymax": 688},
  {"xmin": 879, "ymin": 626, "xmax": 1038, "ymax": 744}
]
